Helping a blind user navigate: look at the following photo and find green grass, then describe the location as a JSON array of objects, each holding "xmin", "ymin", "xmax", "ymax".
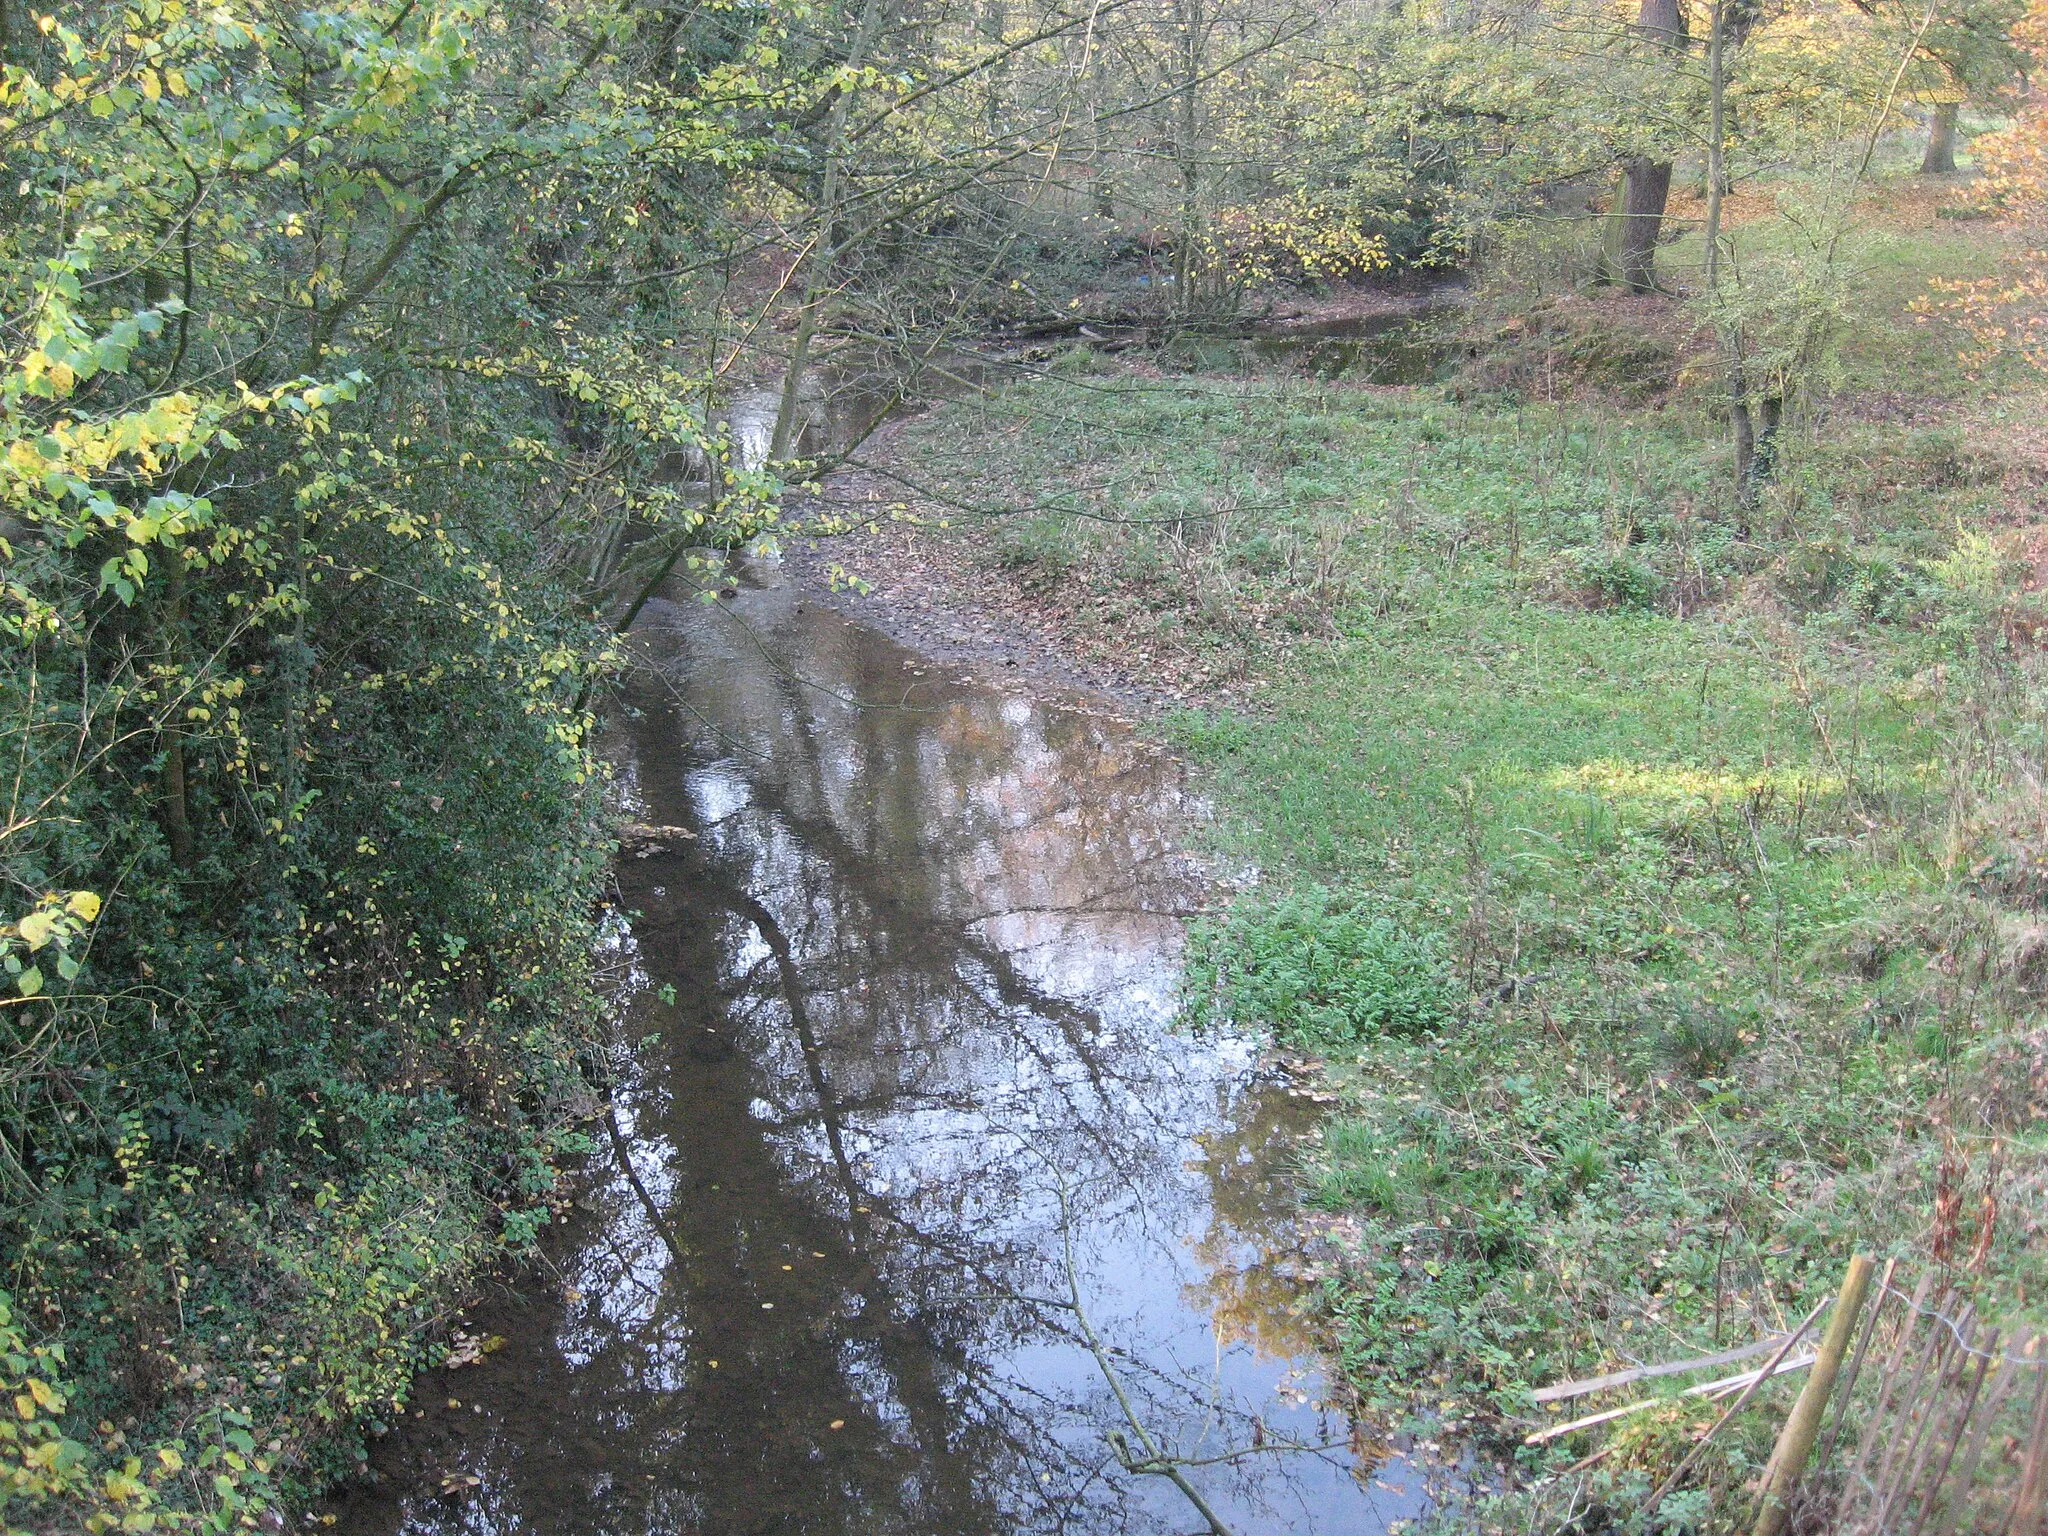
[
  {"xmin": 1171, "ymin": 584, "xmax": 1952, "ymax": 1407},
  {"xmin": 883, "ymin": 208, "xmax": 2048, "ymax": 1513}
]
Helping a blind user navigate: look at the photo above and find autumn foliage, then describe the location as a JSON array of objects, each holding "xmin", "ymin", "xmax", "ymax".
[{"xmin": 1931, "ymin": 0, "xmax": 2048, "ymax": 371}]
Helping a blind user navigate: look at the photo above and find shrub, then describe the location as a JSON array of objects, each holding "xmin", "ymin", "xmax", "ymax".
[
  {"xmin": 1448, "ymin": 297, "xmax": 1681, "ymax": 404},
  {"xmin": 1570, "ymin": 548, "xmax": 1663, "ymax": 611},
  {"xmin": 1657, "ymin": 999, "xmax": 1747, "ymax": 1080},
  {"xmin": 991, "ymin": 513, "xmax": 1079, "ymax": 583}
]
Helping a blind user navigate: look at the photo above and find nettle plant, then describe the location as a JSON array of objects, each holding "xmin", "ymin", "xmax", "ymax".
[{"xmin": 1185, "ymin": 888, "xmax": 1459, "ymax": 1050}]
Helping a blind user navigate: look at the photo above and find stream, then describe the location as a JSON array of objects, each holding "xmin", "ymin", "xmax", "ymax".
[{"xmin": 329, "ymin": 308, "xmax": 1456, "ymax": 1536}]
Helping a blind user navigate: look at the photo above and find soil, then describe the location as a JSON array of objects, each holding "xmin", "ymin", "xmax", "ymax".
[{"xmin": 774, "ymin": 483, "xmax": 1204, "ymax": 720}]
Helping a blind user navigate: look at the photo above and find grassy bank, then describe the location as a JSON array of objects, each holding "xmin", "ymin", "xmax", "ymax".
[{"xmin": 872, "ymin": 184, "xmax": 2048, "ymax": 1514}]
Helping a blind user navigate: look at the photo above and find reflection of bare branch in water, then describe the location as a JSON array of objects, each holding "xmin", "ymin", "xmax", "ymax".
[
  {"xmin": 604, "ymin": 1105, "xmax": 689, "ymax": 1268},
  {"xmin": 1049, "ymin": 1173, "xmax": 1349, "ymax": 1536},
  {"xmin": 645, "ymin": 594, "xmax": 1370, "ymax": 1529}
]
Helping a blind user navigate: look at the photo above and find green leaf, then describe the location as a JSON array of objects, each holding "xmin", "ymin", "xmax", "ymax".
[{"xmin": 17, "ymin": 967, "xmax": 43, "ymax": 998}]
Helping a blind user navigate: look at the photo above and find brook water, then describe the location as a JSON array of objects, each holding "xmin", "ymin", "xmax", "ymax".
[{"xmin": 331, "ymin": 310, "xmax": 1456, "ymax": 1535}]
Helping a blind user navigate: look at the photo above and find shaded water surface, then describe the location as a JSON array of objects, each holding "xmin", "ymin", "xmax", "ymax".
[
  {"xmin": 1248, "ymin": 306, "xmax": 1458, "ymax": 385},
  {"xmin": 332, "ymin": 570, "xmax": 1426, "ymax": 1535}
]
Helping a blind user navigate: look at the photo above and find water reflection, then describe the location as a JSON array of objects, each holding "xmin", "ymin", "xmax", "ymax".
[
  {"xmin": 331, "ymin": 568, "xmax": 1425, "ymax": 1535},
  {"xmin": 1247, "ymin": 307, "xmax": 1457, "ymax": 385}
]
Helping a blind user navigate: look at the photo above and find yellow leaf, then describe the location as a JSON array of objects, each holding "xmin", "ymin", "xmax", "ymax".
[
  {"xmin": 17, "ymin": 911, "xmax": 55, "ymax": 950},
  {"xmin": 66, "ymin": 891, "xmax": 101, "ymax": 921}
]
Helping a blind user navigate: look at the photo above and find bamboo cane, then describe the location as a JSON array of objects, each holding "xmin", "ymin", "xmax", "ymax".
[
  {"xmin": 1936, "ymin": 1349, "xmax": 2019, "ymax": 1536},
  {"xmin": 1754, "ymin": 1253, "xmax": 1877, "ymax": 1536},
  {"xmin": 2003, "ymin": 1338, "xmax": 2048, "ymax": 1536},
  {"xmin": 1882, "ymin": 1307, "xmax": 1973, "ymax": 1533},
  {"xmin": 1874, "ymin": 1294, "xmax": 1962, "ymax": 1530},
  {"xmin": 1853, "ymin": 1272, "xmax": 1938, "ymax": 1500}
]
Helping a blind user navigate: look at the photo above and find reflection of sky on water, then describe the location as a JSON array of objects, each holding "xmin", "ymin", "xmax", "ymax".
[{"xmin": 332, "ymin": 567, "xmax": 1434, "ymax": 1536}]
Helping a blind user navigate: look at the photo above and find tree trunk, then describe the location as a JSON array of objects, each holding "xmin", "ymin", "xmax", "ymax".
[
  {"xmin": 162, "ymin": 561, "xmax": 194, "ymax": 868},
  {"xmin": 1748, "ymin": 394, "xmax": 1783, "ymax": 491},
  {"xmin": 1731, "ymin": 393, "xmax": 1755, "ymax": 494},
  {"xmin": 1595, "ymin": 177, "xmax": 1628, "ymax": 286},
  {"xmin": 770, "ymin": 0, "xmax": 884, "ymax": 463},
  {"xmin": 163, "ymin": 737, "xmax": 194, "ymax": 868},
  {"xmin": 1594, "ymin": 0, "xmax": 1686, "ymax": 292},
  {"xmin": 979, "ymin": 0, "xmax": 1007, "ymax": 137},
  {"xmin": 1170, "ymin": 0, "xmax": 1204, "ymax": 320},
  {"xmin": 1639, "ymin": 0, "xmax": 1684, "ymax": 41},
  {"xmin": 1921, "ymin": 100, "xmax": 1959, "ymax": 174},
  {"xmin": 1617, "ymin": 158, "xmax": 1674, "ymax": 293},
  {"xmin": 1089, "ymin": 58, "xmax": 1116, "ymax": 220},
  {"xmin": 1729, "ymin": 370, "xmax": 1782, "ymax": 506},
  {"xmin": 768, "ymin": 300, "xmax": 819, "ymax": 465},
  {"xmin": 1705, "ymin": 0, "xmax": 1773, "ymax": 513}
]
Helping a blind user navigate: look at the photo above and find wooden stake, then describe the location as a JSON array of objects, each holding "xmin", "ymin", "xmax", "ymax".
[
  {"xmin": 1754, "ymin": 1253, "xmax": 1877, "ymax": 1536},
  {"xmin": 1934, "ymin": 1346, "xmax": 2019, "ymax": 1536},
  {"xmin": 1817, "ymin": 1256, "xmax": 1898, "ymax": 1477}
]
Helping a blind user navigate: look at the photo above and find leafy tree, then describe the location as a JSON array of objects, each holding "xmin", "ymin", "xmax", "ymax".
[
  {"xmin": 0, "ymin": 0, "xmax": 781, "ymax": 1522},
  {"xmin": 1864, "ymin": 0, "xmax": 2028, "ymax": 171},
  {"xmin": 1930, "ymin": 0, "xmax": 2048, "ymax": 367}
]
